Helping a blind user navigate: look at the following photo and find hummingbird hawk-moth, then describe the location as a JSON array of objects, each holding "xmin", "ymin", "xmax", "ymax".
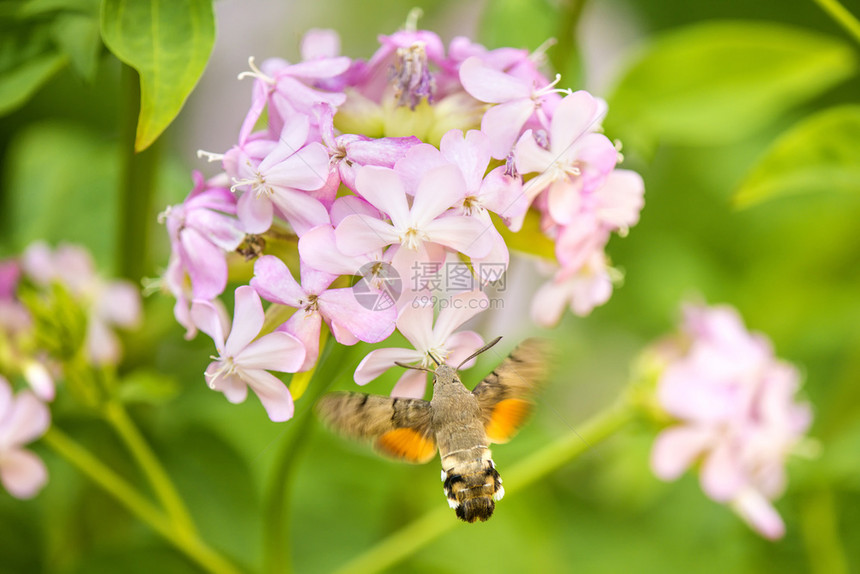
[{"xmin": 316, "ymin": 338, "xmax": 546, "ymax": 522}]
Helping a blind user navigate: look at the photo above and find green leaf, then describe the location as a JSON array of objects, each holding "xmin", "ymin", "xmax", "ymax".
[
  {"xmin": 606, "ymin": 21, "xmax": 857, "ymax": 149},
  {"xmin": 0, "ymin": 51, "xmax": 67, "ymax": 115},
  {"xmin": 51, "ymin": 5, "xmax": 102, "ymax": 81},
  {"xmin": 100, "ymin": 0, "xmax": 215, "ymax": 151},
  {"xmin": 734, "ymin": 105, "xmax": 860, "ymax": 207}
]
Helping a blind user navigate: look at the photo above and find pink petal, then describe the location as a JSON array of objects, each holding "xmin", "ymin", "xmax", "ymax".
[
  {"xmin": 251, "ymin": 255, "xmax": 305, "ymax": 307},
  {"xmin": 335, "ymin": 214, "xmax": 399, "ymax": 256},
  {"xmin": 283, "ymin": 311, "xmax": 323, "ymax": 371},
  {"xmin": 266, "ymin": 143, "xmax": 330, "ymax": 192},
  {"xmin": 319, "ymin": 288, "xmax": 397, "ymax": 343},
  {"xmin": 550, "ymin": 91, "xmax": 600, "ymax": 152},
  {"xmin": 205, "ymin": 364, "xmax": 248, "ymax": 404},
  {"xmin": 443, "ymin": 331, "xmax": 485, "ymax": 369},
  {"xmin": 301, "ymin": 28, "xmax": 341, "ymax": 60},
  {"xmin": 412, "ymin": 164, "xmax": 468, "ymax": 226},
  {"xmin": 97, "ymin": 281, "xmax": 142, "ymax": 328},
  {"xmin": 390, "ymin": 369, "xmax": 429, "ymax": 399},
  {"xmin": 299, "ymin": 226, "xmax": 368, "ymax": 276},
  {"xmin": 0, "ymin": 391, "xmax": 49, "ymax": 446},
  {"xmin": 433, "ymin": 291, "xmax": 489, "ymax": 342},
  {"xmin": 515, "ymin": 129, "xmax": 555, "ymax": 176},
  {"xmin": 394, "ymin": 143, "xmax": 447, "ymax": 194},
  {"xmin": 546, "ymin": 177, "xmax": 582, "ymax": 225},
  {"xmin": 186, "ymin": 209, "xmax": 245, "ymax": 252},
  {"xmin": 180, "ymin": 227, "xmax": 229, "ymax": 300},
  {"xmin": 439, "ymin": 129, "xmax": 491, "ymax": 192},
  {"xmin": 458, "ymin": 56, "xmax": 531, "ymax": 103},
  {"xmin": 478, "ymin": 166, "xmax": 528, "ymax": 222},
  {"xmin": 422, "ymin": 215, "xmax": 494, "ymax": 258},
  {"xmin": 354, "ymin": 347, "xmax": 424, "ymax": 385},
  {"xmin": 0, "ymin": 448, "xmax": 47, "ymax": 499},
  {"xmin": 482, "ymin": 100, "xmax": 539, "ymax": 159},
  {"xmin": 0, "ymin": 377, "xmax": 11, "ymax": 418},
  {"xmin": 530, "ymin": 275, "xmax": 570, "ymax": 328},
  {"xmin": 224, "ymin": 286, "xmax": 265, "ymax": 357},
  {"xmin": 354, "ymin": 166, "xmax": 410, "ymax": 224},
  {"xmin": 732, "ymin": 488, "xmax": 786, "ymax": 540},
  {"xmin": 395, "ymin": 298, "xmax": 434, "ymax": 352},
  {"xmin": 191, "ymin": 299, "xmax": 227, "ymax": 351},
  {"xmin": 299, "ymin": 261, "xmax": 338, "ymax": 295},
  {"xmin": 271, "ymin": 189, "xmax": 331, "ymax": 237},
  {"xmin": 22, "ymin": 361, "xmax": 55, "ymax": 402},
  {"xmin": 650, "ymin": 426, "xmax": 713, "ymax": 480},
  {"xmin": 284, "ymin": 56, "xmax": 351, "ymax": 79},
  {"xmin": 86, "ymin": 318, "xmax": 121, "ymax": 366},
  {"xmin": 238, "ymin": 331, "xmax": 306, "ymax": 373},
  {"xmin": 237, "ymin": 190, "xmax": 274, "ymax": 234},
  {"xmin": 701, "ymin": 441, "xmax": 746, "ymax": 502},
  {"xmin": 330, "ymin": 196, "xmax": 382, "ymax": 226},
  {"xmin": 242, "ymin": 369, "xmax": 295, "ymax": 422}
]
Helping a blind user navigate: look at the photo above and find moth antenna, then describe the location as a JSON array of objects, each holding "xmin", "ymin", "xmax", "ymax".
[
  {"xmin": 457, "ymin": 336, "xmax": 503, "ymax": 370},
  {"xmin": 427, "ymin": 353, "xmax": 441, "ymax": 366},
  {"xmin": 394, "ymin": 361, "xmax": 434, "ymax": 373}
]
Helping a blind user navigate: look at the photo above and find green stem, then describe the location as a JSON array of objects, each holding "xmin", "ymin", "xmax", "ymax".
[
  {"xmin": 263, "ymin": 338, "xmax": 351, "ymax": 574},
  {"xmin": 334, "ymin": 397, "xmax": 636, "ymax": 574},
  {"xmin": 800, "ymin": 489, "xmax": 849, "ymax": 574},
  {"xmin": 43, "ymin": 427, "xmax": 241, "ymax": 574},
  {"xmin": 118, "ymin": 64, "xmax": 159, "ymax": 281},
  {"xmin": 104, "ymin": 400, "xmax": 197, "ymax": 536},
  {"xmin": 813, "ymin": 0, "xmax": 860, "ymax": 45}
]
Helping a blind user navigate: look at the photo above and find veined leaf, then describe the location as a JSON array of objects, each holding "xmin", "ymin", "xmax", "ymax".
[
  {"xmin": 606, "ymin": 21, "xmax": 857, "ymax": 149},
  {"xmin": 100, "ymin": 0, "xmax": 215, "ymax": 151},
  {"xmin": 734, "ymin": 105, "xmax": 860, "ymax": 207}
]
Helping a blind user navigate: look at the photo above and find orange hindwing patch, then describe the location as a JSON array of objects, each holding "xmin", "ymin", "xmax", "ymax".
[
  {"xmin": 485, "ymin": 398, "xmax": 532, "ymax": 443},
  {"xmin": 376, "ymin": 428, "xmax": 437, "ymax": 463}
]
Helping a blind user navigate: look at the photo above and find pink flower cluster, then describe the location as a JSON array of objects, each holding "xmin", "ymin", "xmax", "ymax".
[
  {"xmin": 650, "ymin": 304, "xmax": 812, "ymax": 539},
  {"xmin": 0, "ymin": 242, "xmax": 140, "ymax": 499},
  {"xmin": 160, "ymin": 20, "xmax": 644, "ymax": 420},
  {"xmin": 1, "ymin": 242, "xmax": 141, "ymax": 401}
]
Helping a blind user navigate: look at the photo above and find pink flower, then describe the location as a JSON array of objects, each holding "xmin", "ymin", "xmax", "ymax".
[
  {"xmin": 251, "ymin": 256, "xmax": 396, "ymax": 371},
  {"xmin": 20, "ymin": 242, "xmax": 141, "ymax": 366},
  {"xmin": 230, "ymin": 117, "xmax": 331, "ymax": 236},
  {"xmin": 354, "ymin": 290, "xmax": 487, "ymax": 398},
  {"xmin": 334, "ymin": 165, "xmax": 494, "ymax": 280},
  {"xmin": 0, "ymin": 376, "xmax": 50, "ymax": 499},
  {"xmin": 162, "ymin": 171, "xmax": 246, "ymax": 301},
  {"xmin": 191, "ymin": 286, "xmax": 306, "ymax": 422},
  {"xmin": 459, "ymin": 55, "xmax": 567, "ymax": 159},
  {"xmin": 650, "ymin": 303, "xmax": 812, "ymax": 539},
  {"xmin": 515, "ymin": 91, "xmax": 619, "ymax": 226},
  {"xmin": 530, "ymin": 253, "xmax": 613, "ymax": 326}
]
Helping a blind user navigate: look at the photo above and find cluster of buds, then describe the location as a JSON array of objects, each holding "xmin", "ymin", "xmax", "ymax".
[{"xmin": 159, "ymin": 16, "xmax": 644, "ymax": 420}]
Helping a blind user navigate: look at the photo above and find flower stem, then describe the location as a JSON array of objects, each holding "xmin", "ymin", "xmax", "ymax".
[
  {"xmin": 263, "ymin": 338, "xmax": 352, "ymax": 574},
  {"xmin": 333, "ymin": 397, "xmax": 635, "ymax": 574},
  {"xmin": 42, "ymin": 427, "xmax": 241, "ymax": 574},
  {"xmin": 813, "ymin": 0, "xmax": 860, "ymax": 45},
  {"xmin": 118, "ymin": 64, "xmax": 159, "ymax": 281},
  {"xmin": 104, "ymin": 400, "xmax": 197, "ymax": 537}
]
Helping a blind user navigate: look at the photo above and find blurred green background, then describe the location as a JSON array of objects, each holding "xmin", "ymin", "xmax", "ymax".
[{"xmin": 1, "ymin": 0, "xmax": 859, "ymax": 572}]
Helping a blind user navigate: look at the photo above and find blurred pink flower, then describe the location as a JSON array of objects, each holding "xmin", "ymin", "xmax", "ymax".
[
  {"xmin": 0, "ymin": 376, "xmax": 50, "ymax": 499},
  {"xmin": 191, "ymin": 286, "xmax": 306, "ymax": 422},
  {"xmin": 650, "ymin": 303, "xmax": 812, "ymax": 539}
]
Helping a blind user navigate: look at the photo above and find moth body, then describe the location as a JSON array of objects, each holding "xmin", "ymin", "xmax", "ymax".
[
  {"xmin": 316, "ymin": 339, "xmax": 547, "ymax": 523},
  {"xmin": 431, "ymin": 365, "xmax": 502, "ymax": 522}
]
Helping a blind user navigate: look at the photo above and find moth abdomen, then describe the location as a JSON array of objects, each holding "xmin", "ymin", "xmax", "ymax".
[{"xmin": 443, "ymin": 460, "xmax": 504, "ymax": 523}]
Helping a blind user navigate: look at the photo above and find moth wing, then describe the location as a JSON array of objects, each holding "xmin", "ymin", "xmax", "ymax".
[
  {"xmin": 472, "ymin": 338, "xmax": 548, "ymax": 444},
  {"xmin": 316, "ymin": 392, "xmax": 436, "ymax": 463}
]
